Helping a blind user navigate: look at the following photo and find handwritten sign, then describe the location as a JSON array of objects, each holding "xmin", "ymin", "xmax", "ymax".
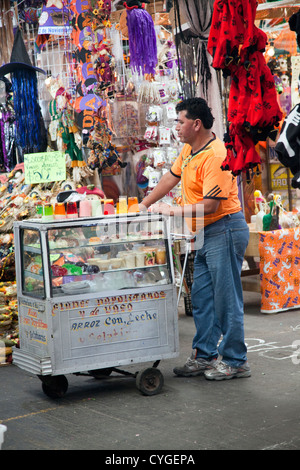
[{"xmin": 24, "ymin": 151, "xmax": 66, "ymax": 184}]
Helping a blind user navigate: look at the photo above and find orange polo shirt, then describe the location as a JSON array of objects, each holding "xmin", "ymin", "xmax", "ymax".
[{"xmin": 170, "ymin": 136, "xmax": 241, "ymax": 229}]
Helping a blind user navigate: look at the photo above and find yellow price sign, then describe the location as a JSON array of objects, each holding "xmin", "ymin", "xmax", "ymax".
[{"xmin": 24, "ymin": 151, "xmax": 66, "ymax": 184}]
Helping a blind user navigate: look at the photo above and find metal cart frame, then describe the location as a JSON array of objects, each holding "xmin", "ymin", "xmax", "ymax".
[{"xmin": 13, "ymin": 213, "xmax": 179, "ymax": 398}]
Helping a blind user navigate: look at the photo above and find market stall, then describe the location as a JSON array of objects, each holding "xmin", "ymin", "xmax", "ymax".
[
  {"xmin": 0, "ymin": 0, "xmax": 185, "ymax": 364},
  {"xmin": 0, "ymin": 0, "xmax": 300, "ymax": 364}
]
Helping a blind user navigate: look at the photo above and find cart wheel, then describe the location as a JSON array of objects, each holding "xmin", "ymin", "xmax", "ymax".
[
  {"xmin": 136, "ymin": 368, "xmax": 164, "ymax": 396},
  {"xmin": 39, "ymin": 375, "xmax": 68, "ymax": 399},
  {"xmin": 88, "ymin": 368, "xmax": 113, "ymax": 379}
]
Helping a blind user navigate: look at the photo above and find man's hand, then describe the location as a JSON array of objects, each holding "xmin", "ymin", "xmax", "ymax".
[
  {"xmin": 138, "ymin": 203, "xmax": 149, "ymax": 213},
  {"xmin": 150, "ymin": 202, "xmax": 182, "ymax": 216}
]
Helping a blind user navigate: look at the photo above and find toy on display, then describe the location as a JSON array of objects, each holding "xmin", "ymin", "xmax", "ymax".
[
  {"xmin": 87, "ymin": 105, "xmax": 127, "ymax": 174},
  {"xmin": 251, "ymin": 190, "xmax": 299, "ymax": 231},
  {"xmin": 45, "ymin": 76, "xmax": 94, "ymax": 183}
]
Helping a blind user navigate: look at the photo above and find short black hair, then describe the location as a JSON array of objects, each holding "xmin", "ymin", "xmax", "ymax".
[{"xmin": 175, "ymin": 98, "xmax": 214, "ymax": 129}]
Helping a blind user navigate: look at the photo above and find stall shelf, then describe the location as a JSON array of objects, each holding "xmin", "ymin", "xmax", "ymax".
[{"xmin": 12, "ymin": 213, "xmax": 179, "ymax": 397}]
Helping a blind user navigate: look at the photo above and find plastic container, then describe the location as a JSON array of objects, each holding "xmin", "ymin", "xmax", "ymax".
[
  {"xmin": 79, "ymin": 199, "xmax": 91, "ymax": 217},
  {"xmin": 0, "ymin": 424, "xmax": 7, "ymax": 450},
  {"xmin": 128, "ymin": 196, "xmax": 139, "ymax": 213},
  {"xmin": 118, "ymin": 196, "xmax": 127, "ymax": 214},
  {"xmin": 66, "ymin": 202, "xmax": 78, "ymax": 219},
  {"xmin": 103, "ymin": 199, "xmax": 115, "ymax": 215},
  {"xmin": 54, "ymin": 202, "xmax": 66, "ymax": 220},
  {"xmin": 42, "ymin": 204, "xmax": 54, "ymax": 222},
  {"xmin": 90, "ymin": 199, "xmax": 102, "ymax": 216},
  {"xmin": 156, "ymin": 247, "xmax": 166, "ymax": 264}
]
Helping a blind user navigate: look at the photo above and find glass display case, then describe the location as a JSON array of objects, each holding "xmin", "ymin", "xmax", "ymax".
[
  {"xmin": 19, "ymin": 214, "xmax": 172, "ymax": 299},
  {"xmin": 13, "ymin": 213, "xmax": 179, "ymax": 397}
]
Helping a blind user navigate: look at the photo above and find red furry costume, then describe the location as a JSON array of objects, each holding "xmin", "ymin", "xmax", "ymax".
[{"xmin": 208, "ymin": 0, "xmax": 282, "ymax": 176}]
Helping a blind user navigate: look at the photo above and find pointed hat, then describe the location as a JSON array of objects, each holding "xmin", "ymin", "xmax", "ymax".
[{"xmin": 0, "ymin": 27, "xmax": 46, "ymax": 76}]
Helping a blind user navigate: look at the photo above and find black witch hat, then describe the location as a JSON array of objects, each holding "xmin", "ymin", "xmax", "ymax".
[{"xmin": 0, "ymin": 27, "xmax": 46, "ymax": 77}]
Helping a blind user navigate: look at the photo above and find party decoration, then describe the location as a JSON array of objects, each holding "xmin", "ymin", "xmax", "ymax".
[
  {"xmin": 93, "ymin": 41, "xmax": 116, "ymax": 100},
  {"xmin": 45, "ymin": 76, "xmax": 94, "ymax": 183},
  {"xmin": 124, "ymin": 1, "xmax": 157, "ymax": 76},
  {"xmin": 88, "ymin": 0, "xmax": 112, "ymax": 29},
  {"xmin": 70, "ymin": 1, "xmax": 106, "ymax": 143},
  {"xmin": 87, "ymin": 105, "xmax": 127, "ymax": 174},
  {"xmin": 0, "ymin": 28, "xmax": 47, "ymax": 161}
]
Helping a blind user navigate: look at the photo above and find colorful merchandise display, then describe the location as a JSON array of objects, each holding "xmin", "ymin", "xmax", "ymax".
[
  {"xmin": 0, "ymin": 281, "xmax": 18, "ymax": 364},
  {"xmin": 0, "ymin": 0, "xmax": 299, "ymax": 362}
]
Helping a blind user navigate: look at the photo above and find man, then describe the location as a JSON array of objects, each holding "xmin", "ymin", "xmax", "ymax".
[{"xmin": 140, "ymin": 98, "xmax": 250, "ymax": 380}]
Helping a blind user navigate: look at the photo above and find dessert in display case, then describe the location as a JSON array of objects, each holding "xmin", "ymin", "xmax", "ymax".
[{"xmin": 12, "ymin": 213, "xmax": 179, "ymax": 397}]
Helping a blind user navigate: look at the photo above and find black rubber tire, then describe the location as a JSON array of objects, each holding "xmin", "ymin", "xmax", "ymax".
[
  {"xmin": 39, "ymin": 375, "xmax": 68, "ymax": 399},
  {"xmin": 136, "ymin": 367, "xmax": 164, "ymax": 396}
]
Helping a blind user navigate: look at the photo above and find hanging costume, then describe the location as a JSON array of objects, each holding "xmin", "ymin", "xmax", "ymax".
[
  {"xmin": 172, "ymin": 0, "xmax": 224, "ymax": 138},
  {"xmin": 272, "ymin": 10, "xmax": 300, "ymax": 189},
  {"xmin": 207, "ymin": 0, "xmax": 283, "ymax": 177},
  {"xmin": 0, "ymin": 77, "xmax": 16, "ymax": 172}
]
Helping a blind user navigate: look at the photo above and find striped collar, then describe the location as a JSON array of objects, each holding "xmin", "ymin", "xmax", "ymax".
[{"xmin": 190, "ymin": 134, "xmax": 216, "ymax": 157}]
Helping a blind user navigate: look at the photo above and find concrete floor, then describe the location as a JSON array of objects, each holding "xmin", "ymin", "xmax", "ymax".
[{"xmin": 1, "ymin": 291, "xmax": 300, "ymax": 451}]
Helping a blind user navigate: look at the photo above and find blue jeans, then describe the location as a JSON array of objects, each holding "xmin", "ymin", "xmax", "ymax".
[{"xmin": 191, "ymin": 211, "xmax": 249, "ymax": 367}]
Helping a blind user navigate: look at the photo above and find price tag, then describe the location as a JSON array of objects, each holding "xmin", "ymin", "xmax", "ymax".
[{"xmin": 24, "ymin": 151, "xmax": 66, "ymax": 184}]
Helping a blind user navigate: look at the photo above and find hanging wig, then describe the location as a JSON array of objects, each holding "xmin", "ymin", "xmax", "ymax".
[
  {"xmin": 126, "ymin": 7, "xmax": 157, "ymax": 76},
  {"xmin": 0, "ymin": 27, "xmax": 47, "ymax": 161},
  {"xmin": 11, "ymin": 68, "xmax": 47, "ymax": 158}
]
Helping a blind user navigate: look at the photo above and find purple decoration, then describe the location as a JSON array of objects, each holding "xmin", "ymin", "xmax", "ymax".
[{"xmin": 126, "ymin": 8, "xmax": 157, "ymax": 76}]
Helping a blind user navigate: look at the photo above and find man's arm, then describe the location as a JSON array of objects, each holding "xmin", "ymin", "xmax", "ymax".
[{"xmin": 140, "ymin": 171, "xmax": 180, "ymax": 209}]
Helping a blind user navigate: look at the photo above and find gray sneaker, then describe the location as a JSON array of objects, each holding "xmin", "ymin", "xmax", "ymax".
[
  {"xmin": 173, "ymin": 350, "xmax": 217, "ymax": 377},
  {"xmin": 204, "ymin": 360, "xmax": 251, "ymax": 381}
]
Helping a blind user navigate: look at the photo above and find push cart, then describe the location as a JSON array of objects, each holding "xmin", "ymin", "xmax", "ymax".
[{"xmin": 13, "ymin": 213, "xmax": 179, "ymax": 398}]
